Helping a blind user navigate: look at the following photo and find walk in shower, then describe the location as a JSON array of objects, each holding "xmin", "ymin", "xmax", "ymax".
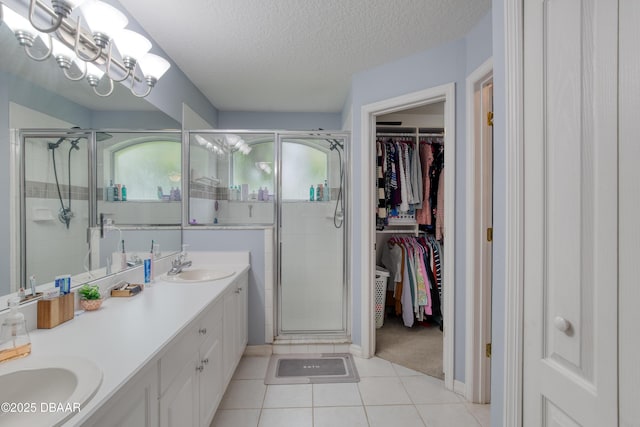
[
  {"xmin": 186, "ymin": 130, "xmax": 349, "ymax": 338},
  {"xmin": 277, "ymin": 133, "xmax": 349, "ymax": 336},
  {"xmin": 21, "ymin": 130, "xmax": 91, "ymax": 285}
]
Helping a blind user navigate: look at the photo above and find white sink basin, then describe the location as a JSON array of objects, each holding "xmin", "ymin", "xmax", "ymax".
[
  {"xmin": 161, "ymin": 268, "xmax": 235, "ymax": 283},
  {"xmin": 0, "ymin": 355, "xmax": 102, "ymax": 426}
]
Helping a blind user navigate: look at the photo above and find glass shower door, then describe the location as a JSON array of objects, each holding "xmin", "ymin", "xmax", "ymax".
[
  {"xmin": 22, "ymin": 131, "xmax": 91, "ymax": 287},
  {"xmin": 277, "ymin": 134, "xmax": 347, "ymax": 335}
]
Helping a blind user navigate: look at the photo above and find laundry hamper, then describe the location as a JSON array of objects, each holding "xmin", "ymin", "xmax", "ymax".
[{"xmin": 375, "ymin": 267, "xmax": 390, "ymax": 328}]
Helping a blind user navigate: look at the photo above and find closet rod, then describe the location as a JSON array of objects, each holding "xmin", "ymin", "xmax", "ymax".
[
  {"xmin": 419, "ymin": 133, "xmax": 445, "ymax": 136},
  {"xmin": 376, "ymin": 133, "xmax": 417, "ymax": 137},
  {"xmin": 377, "ymin": 229, "xmax": 419, "ymax": 236}
]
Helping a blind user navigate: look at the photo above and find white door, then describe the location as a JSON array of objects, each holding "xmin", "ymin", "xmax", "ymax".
[
  {"xmin": 618, "ymin": 1, "xmax": 640, "ymax": 424},
  {"xmin": 523, "ymin": 0, "xmax": 618, "ymax": 426}
]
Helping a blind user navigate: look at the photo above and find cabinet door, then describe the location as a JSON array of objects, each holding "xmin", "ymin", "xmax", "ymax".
[
  {"xmin": 199, "ymin": 321, "xmax": 224, "ymax": 427},
  {"xmin": 87, "ymin": 363, "xmax": 158, "ymax": 427},
  {"xmin": 236, "ymin": 276, "xmax": 248, "ymax": 359},
  {"xmin": 160, "ymin": 354, "xmax": 198, "ymax": 427},
  {"xmin": 222, "ymin": 287, "xmax": 237, "ymax": 384}
]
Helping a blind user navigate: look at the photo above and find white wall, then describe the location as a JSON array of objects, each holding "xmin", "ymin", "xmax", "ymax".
[
  {"xmin": 489, "ymin": 1, "xmax": 506, "ymax": 425},
  {"xmin": 619, "ymin": 0, "xmax": 640, "ymax": 423}
]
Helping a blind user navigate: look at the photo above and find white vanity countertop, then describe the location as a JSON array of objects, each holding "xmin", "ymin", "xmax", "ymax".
[{"xmin": 5, "ymin": 253, "xmax": 250, "ymax": 426}]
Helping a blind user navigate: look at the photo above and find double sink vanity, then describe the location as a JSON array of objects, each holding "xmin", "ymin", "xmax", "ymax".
[{"xmin": 0, "ymin": 251, "xmax": 249, "ymax": 427}]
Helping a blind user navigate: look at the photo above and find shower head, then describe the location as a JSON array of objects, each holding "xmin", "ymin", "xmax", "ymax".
[
  {"xmin": 48, "ymin": 137, "xmax": 66, "ymax": 150},
  {"xmin": 48, "ymin": 130, "xmax": 112, "ymax": 150},
  {"xmin": 327, "ymin": 139, "xmax": 343, "ymax": 152}
]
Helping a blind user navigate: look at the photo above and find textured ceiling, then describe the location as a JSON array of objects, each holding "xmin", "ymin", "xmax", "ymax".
[{"xmin": 117, "ymin": 0, "xmax": 491, "ymax": 113}]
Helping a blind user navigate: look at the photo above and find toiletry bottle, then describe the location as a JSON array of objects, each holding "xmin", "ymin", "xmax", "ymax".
[
  {"xmin": 324, "ymin": 179, "xmax": 330, "ymax": 201},
  {"xmin": 258, "ymin": 187, "xmax": 264, "ymax": 201},
  {"xmin": 0, "ymin": 297, "xmax": 31, "ymax": 363},
  {"xmin": 157, "ymin": 186, "xmax": 163, "ymax": 200},
  {"xmin": 175, "ymin": 187, "xmax": 181, "ymax": 201},
  {"xmin": 309, "ymin": 185, "xmax": 315, "ymax": 201},
  {"xmin": 107, "ymin": 180, "xmax": 115, "ymax": 202},
  {"xmin": 120, "ymin": 240, "xmax": 127, "ymax": 271},
  {"xmin": 263, "ymin": 186, "xmax": 269, "ymax": 201},
  {"xmin": 121, "ymin": 185, "xmax": 127, "ymax": 201},
  {"xmin": 29, "ymin": 275, "xmax": 36, "ymax": 296},
  {"xmin": 114, "ymin": 184, "xmax": 120, "ymax": 201},
  {"xmin": 316, "ymin": 184, "xmax": 322, "ymax": 201}
]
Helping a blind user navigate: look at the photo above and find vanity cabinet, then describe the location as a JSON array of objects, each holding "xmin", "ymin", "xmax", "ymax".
[
  {"xmin": 79, "ymin": 269, "xmax": 248, "ymax": 427},
  {"xmin": 84, "ymin": 362, "xmax": 159, "ymax": 427},
  {"xmin": 223, "ymin": 275, "xmax": 248, "ymax": 383},
  {"xmin": 160, "ymin": 299, "xmax": 224, "ymax": 427},
  {"xmin": 161, "ymin": 270, "xmax": 248, "ymax": 427}
]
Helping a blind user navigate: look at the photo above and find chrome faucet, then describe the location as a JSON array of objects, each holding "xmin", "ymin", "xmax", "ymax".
[{"xmin": 167, "ymin": 253, "xmax": 192, "ymax": 275}]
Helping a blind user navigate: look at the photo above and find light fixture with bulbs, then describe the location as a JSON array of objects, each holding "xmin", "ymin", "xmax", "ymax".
[
  {"xmin": 194, "ymin": 134, "xmax": 253, "ymax": 156},
  {"xmin": 0, "ymin": 0, "xmax": 171, "ymax": 98}
]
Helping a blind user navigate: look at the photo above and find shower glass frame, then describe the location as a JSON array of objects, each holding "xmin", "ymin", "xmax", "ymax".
[
  {"xmin": 182, "ymin": 129, "xmax": 350, "ymax": 339},
  {"xmin": 183, "ymin": 130, "xmax": 277, "ymax": 227},
  {"xmin": 18, "ymin": 129, "xmax": 95, "ymax": 289},
  {"xmin": 275, "ymin": 131, "xmax": 350, "ymax": 338}
]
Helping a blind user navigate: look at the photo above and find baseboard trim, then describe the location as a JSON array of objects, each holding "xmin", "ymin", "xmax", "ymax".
[
  {"xmin": 454, "ymin": 380, "xmax": 466, "ymax": 397},
  {"xmin": 349, "ymin": 344, "xmax": 363, "ymax": 358},
  {"xmin": 243, "ymin": 345, "xmax": 273, "ymax": 357}
]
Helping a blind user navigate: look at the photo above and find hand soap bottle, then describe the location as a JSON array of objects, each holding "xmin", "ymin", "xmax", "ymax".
[{"xmin": 0, "ymin": 297, "xmax": 31, "ymax": 363}]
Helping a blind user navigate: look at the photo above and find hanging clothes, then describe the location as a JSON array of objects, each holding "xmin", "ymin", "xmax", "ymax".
[
  {"xmin": 375, "ymin": 136, "xmax": 422, "ymax": 228},
  {"xmin": 435, "ymin": 168, "xmax": 445, "ymax": 240},
  {"xmin": 381, "ymin": 235, "xmax": 443, "ymax": 328},
  {"xmin": 415, "ymin": 143, "xmax": 434, "ymax": 225}
]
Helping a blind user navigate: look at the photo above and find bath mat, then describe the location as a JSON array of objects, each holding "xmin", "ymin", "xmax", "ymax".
[{"xmin": 264, "ymin": 353, "xmax": 360, "ymax": 385}]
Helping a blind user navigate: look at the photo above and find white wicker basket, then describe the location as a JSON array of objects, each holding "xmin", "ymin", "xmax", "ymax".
[{"xmin": 375, "ymin": 268, "xmax": 390, "ymax": 328}]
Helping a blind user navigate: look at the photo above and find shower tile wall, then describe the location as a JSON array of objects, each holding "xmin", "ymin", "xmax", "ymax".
[
  {"xmin": 190, "ymin": 199, "xmax": 274, "ymax": 225},
  {"xmin": 280, "ymin": 201, "xmax": 344, "ymax": 332},
  {"xmin": 25, "ymin": 138, "xmax": 90, "ymax": 284}
]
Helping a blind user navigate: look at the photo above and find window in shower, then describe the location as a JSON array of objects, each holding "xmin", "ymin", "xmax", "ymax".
[
  {"xmin": 96, "ymin": 131, "xmax": 182, "ymax": 226},
  {"xmin": 113, "ymin": 140, "xmax": 181, "ymax": 200},
  {"xmin": 233, "ymin": 141, "xmax": 327, "ymax": 200}
]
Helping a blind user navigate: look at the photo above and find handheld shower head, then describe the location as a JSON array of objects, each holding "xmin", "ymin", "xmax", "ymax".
[{"xmin": 48, "ymin": 137, "xmax": 66, "ymax": 150}]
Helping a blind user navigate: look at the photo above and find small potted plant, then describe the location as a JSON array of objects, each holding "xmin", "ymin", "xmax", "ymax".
[{"xmin": 78, "ymin": 284, "xmax": 103, "ymax": 311}]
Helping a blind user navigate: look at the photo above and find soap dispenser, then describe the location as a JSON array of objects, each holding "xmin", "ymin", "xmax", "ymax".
[{"xmin": 0, "ymin": 297, "xmax": 31, "ymax": 363}]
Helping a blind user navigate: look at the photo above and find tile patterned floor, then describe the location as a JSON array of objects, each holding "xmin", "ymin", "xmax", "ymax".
[{"xmin": 211, "ymin": 355, "xmax": 490, "ymax": 427}]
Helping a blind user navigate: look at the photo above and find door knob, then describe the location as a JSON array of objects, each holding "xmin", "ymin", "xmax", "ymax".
[{"xmin": 553, "ymin": 316, "xmax": 571, "ymax": 333}]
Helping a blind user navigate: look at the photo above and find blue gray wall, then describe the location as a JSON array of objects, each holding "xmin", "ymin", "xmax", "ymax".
[
  {"xmin": 346, "ymin": 12, "xmax": 492, "ymax": 385},
  {"xmin": 218, "ymin": 111, "xmax": 342, "ymax": 131},
  {"xmin": 91, "ymin": 111, "xmax": 180, "ymax": 129},
  {"xmin": 183, "ymin": 229, "xmax": 267, "ymax": 346}
]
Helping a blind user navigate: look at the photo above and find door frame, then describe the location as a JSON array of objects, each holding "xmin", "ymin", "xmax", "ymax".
[
  {"xmin": 360, "ymin": 83, "xmax": 456, "ymax": 391},
  {"xmin": 503, "ymin": 0, "xmax": 525, "ymax": 425},
  {"xmin": 465, "ymin": 58, "xmax": 493, "ymax": 403}
]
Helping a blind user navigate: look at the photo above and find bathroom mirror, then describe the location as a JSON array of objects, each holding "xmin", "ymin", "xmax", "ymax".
[{"xmin": 1, "ymin": 18, "xmax": 182, "ymax": 296}]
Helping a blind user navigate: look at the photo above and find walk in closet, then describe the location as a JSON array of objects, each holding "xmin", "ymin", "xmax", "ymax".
[{"xmin": 374, "ymin": 102, "xmax": 446, "ymax": 379}]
